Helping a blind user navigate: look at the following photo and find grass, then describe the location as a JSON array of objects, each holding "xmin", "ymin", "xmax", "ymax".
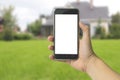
[{"xmin": 0, "ymin": 40, "xmax": 120, "ymax": 80}]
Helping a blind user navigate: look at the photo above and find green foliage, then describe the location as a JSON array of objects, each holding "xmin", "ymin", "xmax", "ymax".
[
  {"xmin": 0, "ymin": 32, "xmax": 3, "ymax": 40},
  {"xmin": 2, "ymin": 27, "xmax": 13, "ymax": 41},
  {"xmin": 13, "ymin": 33, "xmax": 33, "ymax": 40},
  {"xmin": 109, "ymin": 23, "xmax": 120, "ymax": 39},
  {"xmin": 2, "ymin": 6, "xmax": 16, "ymax": 28},
  {"xmin": 94, "ymin": 12, "xmax": 120, "ymax": 39},
  {"xmin": 27, "ymin": 20, "xmax": 42, "ymax": 36},
  {"xmin": 112, "ymin": 12, "xmax": 120, "ymax": 24},
  {"xmin": 16, "ymin": 26, "xmax": 21, "ymax": 31},
  {"xmin": 93, "ymin": 19, "xmax": 106, "ymax": 39},
  {"xmin": 1, "ymin": 6, "xmax": 17, "ymax": 41},
  {"xmin": 94, "ymin": 26, "xmax": 106, "ymax": 39},
  {"xmin": 109, "ymin": 12, "xmax": 120, "ymax": 39},
  {"xmin": 0, "ymin": 40, "xmax": 120, "ymax": 80}
]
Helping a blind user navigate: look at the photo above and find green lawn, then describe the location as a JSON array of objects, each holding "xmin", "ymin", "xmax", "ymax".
[{"xmin": 0, "ymin": 40, "xmax": 120, "ymax": 80}]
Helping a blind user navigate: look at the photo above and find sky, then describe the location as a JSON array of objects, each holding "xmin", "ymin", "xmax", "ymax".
[{"xmin": 0, "ymin": 0, "xmax": 120, "ymax": 31}]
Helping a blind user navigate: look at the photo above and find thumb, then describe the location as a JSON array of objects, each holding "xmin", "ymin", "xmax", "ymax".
[{"xmin": 79, "ymin": 22, "xmax": 90, "ymax": 39}]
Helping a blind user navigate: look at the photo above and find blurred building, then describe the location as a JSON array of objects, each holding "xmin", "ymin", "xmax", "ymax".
[
  {"xmin": 41, "ymin": 0, "xmax": 111, "ymax": 37},
  {"xmin": 40, "ymin": 15, "xmax": 53, "ymax": 36}
]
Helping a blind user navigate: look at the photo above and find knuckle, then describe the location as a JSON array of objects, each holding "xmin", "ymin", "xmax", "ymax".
[{"xmin": 84, "ymin": 25, "xmax": 89, "ymax": 32}]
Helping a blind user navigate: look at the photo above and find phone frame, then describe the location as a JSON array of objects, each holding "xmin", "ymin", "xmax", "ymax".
[{"xmin": 53, "ymin": 8, "xmax": 79, "ymax": 59}]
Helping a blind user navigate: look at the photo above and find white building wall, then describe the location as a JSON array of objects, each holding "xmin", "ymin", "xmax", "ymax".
[
  {"xmin": 90, "ymin": 21, "xmax": 109, "ymax": 37},
  {"xmin": 100, "ymin": 22, "xmax": 109, "ymax": 34},
  {"xmin": 41, "ymin": 18, "xmax": 47, "ymax": 25}
]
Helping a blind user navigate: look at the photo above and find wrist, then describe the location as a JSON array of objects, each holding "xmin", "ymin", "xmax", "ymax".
[{"xmin": 85, "ymin": 54, "xmax": 98, "ymax": 73}]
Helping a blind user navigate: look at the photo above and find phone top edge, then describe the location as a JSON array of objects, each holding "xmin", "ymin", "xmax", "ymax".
[{"xmin": 54, "ymin": 8, "xmax": 79, "ymax": 14}]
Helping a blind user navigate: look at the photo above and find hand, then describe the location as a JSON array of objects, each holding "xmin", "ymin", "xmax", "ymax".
[{"xmin": 48, "ymin": 22, "xmax": 96, "ymax": 72}]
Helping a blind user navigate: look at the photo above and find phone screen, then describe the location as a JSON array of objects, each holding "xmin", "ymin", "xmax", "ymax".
[{"xmin": 55, "ymin": 14, "xmax": 78, "ymax": 55}]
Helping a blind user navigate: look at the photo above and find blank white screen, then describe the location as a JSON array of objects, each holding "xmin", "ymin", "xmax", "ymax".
[{"xmin": 55, "ymin": 14, "xmax": 78, "ymax": 54}]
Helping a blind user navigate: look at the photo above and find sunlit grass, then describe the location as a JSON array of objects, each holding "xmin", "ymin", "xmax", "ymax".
[{"xmin": 0, "ymin": 40, "xmax": 120, "ymax": 80}]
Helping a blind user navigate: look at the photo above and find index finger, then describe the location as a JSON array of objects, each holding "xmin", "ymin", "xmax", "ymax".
[{"xmin": 48, "ymin": 35, "xmax": 54, "ymax": 42}]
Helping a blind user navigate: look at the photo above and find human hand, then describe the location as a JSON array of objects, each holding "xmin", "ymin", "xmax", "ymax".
[{"xmin": 48, "ymin": 22, "xmax": 96, "ymax": 72}]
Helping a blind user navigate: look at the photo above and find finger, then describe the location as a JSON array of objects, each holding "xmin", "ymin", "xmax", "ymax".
[
  {"xmin": 79, "ymin": 22, "xmax": 89, "ymax": 32},
  {"xmin": 79, "ymin": 22, "xmax": 90, "ymax": 38},
  {"xmin": 49, "ymin": 54, "xmax": 55, "ymax": 60},
  {"xmin": 48, "ymin": 35, "xmax": 54, "ymax": 42},
  {"xmin": 49, "ymin": 55, "xmax": 71, "ymax": 64},
  {"xmin": 48, "ymin": 45, "xmax": 54, "ymax": 50}
]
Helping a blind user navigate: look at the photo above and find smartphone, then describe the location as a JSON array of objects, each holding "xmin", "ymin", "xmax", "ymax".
[{"xmin": 54, "ymin": 8, "xmax": 79, "ymax": 59}]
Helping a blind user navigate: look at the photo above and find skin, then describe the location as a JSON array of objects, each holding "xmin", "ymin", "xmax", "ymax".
[{"xmin": 48, "ymin": 22, "xmax": 120, "ymax": 80}]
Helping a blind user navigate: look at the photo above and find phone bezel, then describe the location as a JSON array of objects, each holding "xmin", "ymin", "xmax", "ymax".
[{"xmin": 54, "ymin": 8, "xmax": 79, "ymax": 59}]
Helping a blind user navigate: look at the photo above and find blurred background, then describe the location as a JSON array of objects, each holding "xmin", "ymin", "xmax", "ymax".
[{"xmin": 0, "ymin": 0, "xmax": 120, "ymax": 80}]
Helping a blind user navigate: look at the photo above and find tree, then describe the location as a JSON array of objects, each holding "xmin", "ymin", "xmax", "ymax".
[
  {"xmin": 95, "ymin": 26, "xmax": 106, "ymax": 39},
  {"xmin": 111, "ymin": 12, "xmax": 120, "ymax": 24},
  {"xmin": 109, "ymin": 23, "xmax": 120, "ymax": 39},
  {"xmin": 94, "ymin": 19, "xmax": 106, "ymax": 39},
  {"xmin": 27, "ymin": 19, "xmax": 42, "ymax": 36},
  {"xmin": 107, "ymin": 12, "xmax": 120, "ymax": 39},
  {"xmin": 1, "ymin": 6, "xmax": 17, "ymax": 41},
  {"xmin": 2, "ymin": 6, "xmax": 16, "ymax": 28}
]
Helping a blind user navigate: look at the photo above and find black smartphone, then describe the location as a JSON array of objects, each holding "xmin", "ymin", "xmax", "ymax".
[{"xmin": 54, "ymin": 8, "xmax": 79, "ymax": 59}]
